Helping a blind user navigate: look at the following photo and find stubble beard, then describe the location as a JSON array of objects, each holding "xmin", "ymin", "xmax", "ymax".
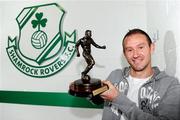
[{"xmin": 130, "ymin": 60, "xmax": 151, "ymax": 73}]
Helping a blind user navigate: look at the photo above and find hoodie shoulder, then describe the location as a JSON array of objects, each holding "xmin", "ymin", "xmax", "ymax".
[
  {"xmin": 107, "ymin": 69, "xmax": 123, "ymax": 83},
  {"xmin": 155, "ymin": 70, "xmax": 179, "ymax": 84},
  {"xmin": 107, "ymin": 67, "xmax": 130, "ymax": 83},
  {"xmin": 154, "ymin": 70, "xmax": 180, "ymax": 96}
]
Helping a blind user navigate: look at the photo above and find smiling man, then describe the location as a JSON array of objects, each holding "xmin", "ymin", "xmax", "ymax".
[{"xmin": 101, "ymin": 28, "xmax": 180, "ymax": 120}]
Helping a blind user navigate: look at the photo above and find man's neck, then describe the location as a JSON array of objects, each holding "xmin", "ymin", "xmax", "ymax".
[{"xmin": 130, "ymin": 67, "xmax": 154, "ymax": 79}]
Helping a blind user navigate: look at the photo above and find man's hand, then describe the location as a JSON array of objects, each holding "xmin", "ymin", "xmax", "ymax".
[{"xmin": 100, "ymin": 80, "xmax": 119, "ymax": 101}]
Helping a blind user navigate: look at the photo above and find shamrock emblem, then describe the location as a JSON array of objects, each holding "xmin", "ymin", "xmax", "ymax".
[{"xmin": 31, "ymin": 12, "xmax": 47, "ymax": 30}]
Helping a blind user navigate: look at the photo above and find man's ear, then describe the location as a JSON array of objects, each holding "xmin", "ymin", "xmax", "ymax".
[{"xmin": 150, "ymin": 43, "xmax": 155, "ymax": 54}]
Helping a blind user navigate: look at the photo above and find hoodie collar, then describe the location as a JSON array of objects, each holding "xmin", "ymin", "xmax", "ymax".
[{"xmin": 122, "ymin": 66, "xmax": 162, "ymax": 81}]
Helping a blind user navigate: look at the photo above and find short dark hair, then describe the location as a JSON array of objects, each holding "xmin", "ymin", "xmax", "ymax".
[
  {"xmin": 122, "ymin": 28, "xmax": 152, "ymax": 52},
  {"xmin": 85, "ymin": 30, "xmax": 91, "ymax": 34}
]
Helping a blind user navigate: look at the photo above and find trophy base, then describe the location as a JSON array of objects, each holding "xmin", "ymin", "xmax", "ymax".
[{"xmin": 69, "ymin": 78, "xmax": 108, "ymax": 98}]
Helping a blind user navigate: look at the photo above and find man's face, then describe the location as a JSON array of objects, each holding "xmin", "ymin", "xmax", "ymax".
[{"xmin": 123, "ymin": 33, "xmax": 154, "ymax": 72}]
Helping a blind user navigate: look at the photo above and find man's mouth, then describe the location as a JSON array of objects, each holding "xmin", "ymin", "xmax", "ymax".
[{"xmin": 132, "ymin": 58, "xmax": 143, "ymax": 65}]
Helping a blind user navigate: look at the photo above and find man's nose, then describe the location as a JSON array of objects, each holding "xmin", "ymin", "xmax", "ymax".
[{"xmin": 133, "ymin": 50, "xmax": 139, "ymax": 58}]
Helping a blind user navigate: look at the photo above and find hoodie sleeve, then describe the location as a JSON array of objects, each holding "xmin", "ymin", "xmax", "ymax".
[{"xmin": 111, "ymin": 77, "xmax": 180, "ymax": 120}]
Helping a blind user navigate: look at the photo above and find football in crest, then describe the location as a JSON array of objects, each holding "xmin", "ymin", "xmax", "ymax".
[{"xmin": 31, "ymin": 30, "xmax": 47, "ymax": 49}]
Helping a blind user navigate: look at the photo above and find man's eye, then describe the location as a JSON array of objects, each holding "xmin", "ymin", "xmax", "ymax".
[
  {"xmin": 127, "ymin": 49, "xmax": 132, "ymax": 52},
  {"xmin": 139, "ymin": 46, "xmax": 144, "ymax": 49}
]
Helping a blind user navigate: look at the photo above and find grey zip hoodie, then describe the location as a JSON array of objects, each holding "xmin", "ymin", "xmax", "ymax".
[{"xmin": 102, "ymin": 66, "xmax": 180, "ymax": 120}]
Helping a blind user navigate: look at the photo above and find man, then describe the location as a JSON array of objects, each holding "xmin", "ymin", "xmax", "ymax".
[
  {"xmin": 76, "ymin": 30, "xmax": 106, "ymax": 81},
  {"xmin": 101, "ymin": 28, "xmax": 180, "ymax": 120}
]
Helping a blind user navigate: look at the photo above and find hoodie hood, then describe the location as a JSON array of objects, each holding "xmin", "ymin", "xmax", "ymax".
[{"xmin": 122, "ymin": 66, "xmax": 166, "ymax": 82}]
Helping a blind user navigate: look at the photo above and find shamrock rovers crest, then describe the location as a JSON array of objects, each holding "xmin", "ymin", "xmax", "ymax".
[{"xmin": 6, "ymin": 3, "xmax": 76, "ymax": 78}]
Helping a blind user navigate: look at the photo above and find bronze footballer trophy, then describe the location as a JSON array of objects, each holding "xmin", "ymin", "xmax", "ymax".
[{"xmin": 68, "ymin": 30, "xmax": 108, "ymax": 104}]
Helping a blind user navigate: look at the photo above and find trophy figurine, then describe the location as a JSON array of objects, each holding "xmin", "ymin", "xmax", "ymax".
[{"xmin": 68, "ymin": 30, "xmax": 108, "ymax": 104}]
